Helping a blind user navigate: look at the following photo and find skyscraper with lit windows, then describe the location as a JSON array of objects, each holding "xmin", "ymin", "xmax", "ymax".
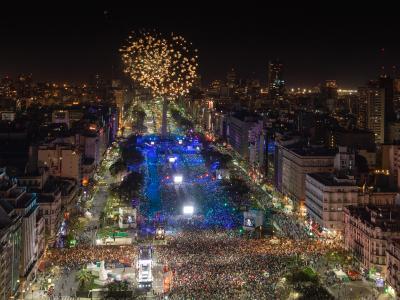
[
  {"xmin": 267, "ymin": 59, "xmax": 285, "ymax": 102},
  {"xmin": 362, "ymin": 82, "xmax": 385, "ymax": 144}
]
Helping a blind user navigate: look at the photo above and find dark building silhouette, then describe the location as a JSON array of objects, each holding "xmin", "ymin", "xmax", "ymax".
[{"xmin": 267, "ymin": 60, "xmax": 284, "ymax": 102}]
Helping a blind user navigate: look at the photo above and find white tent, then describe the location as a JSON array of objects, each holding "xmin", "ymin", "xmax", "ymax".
[{"xmin": 333, "ymin": 269, "xmax": 348, "ymax": 280}]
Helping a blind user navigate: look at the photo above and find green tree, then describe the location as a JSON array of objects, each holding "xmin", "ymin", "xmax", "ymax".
[
  {"xmin": 121, "ymin": 147, "xmax": 144, "ymax": 165},
  {"xmin": 69, "ymin": 217, "xmax": 86, "ymax": 233},
  {"xmin": 109, "ymin": 158, "xmax": 126, "ymax": 177},
  {"xmin": 108, "ymin": 171, "xmax": 144, "ymax": 204},
  {"xmin": 121, "ymin": 280, "xmax": 129, "ymax": 291},
  {"xmin": 76, "ymin": 269, "xmax": 93, "ymax": 288},
  {"xmin": 221, "ymin": 177, "xmax": 250, "ymax": 201},
  {"xmin": 131, "ymin": 105, "xmax": 147, "ymax": 130},
  {"xmin": 65, "ymin": 233, "xmax": 75, "ymax": 247}
]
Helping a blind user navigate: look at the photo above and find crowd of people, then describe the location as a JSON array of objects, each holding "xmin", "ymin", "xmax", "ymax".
[
  {"xmin": 45, "ymin": 245, "xmax": 137, "ymax": 268},
  {"xmin": 272, "ymin": 211, "xmax": 310, "ymax": 240},
  {"xmin": 147, "ymin": 141, "xmax": 241, "ymax": 230},
  {"xmin": 138, "ymin": 131, "xmax": 340, "ymax": 299},
  {"xmin": 43, "ymin": 120, "xmax": 343, "ymax": 299},
  {"xmin": 157, "ymin": 230, "xmax": 335, "ymax": 300}
]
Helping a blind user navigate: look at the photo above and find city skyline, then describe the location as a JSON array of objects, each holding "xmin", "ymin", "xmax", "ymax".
[
  {"xmin": 3, "ymin": 4, "xmax": 400, "ymax": 299},
  {"xmin": 1, "ymin": 5, "xmax": 400, "ymax": 87}
]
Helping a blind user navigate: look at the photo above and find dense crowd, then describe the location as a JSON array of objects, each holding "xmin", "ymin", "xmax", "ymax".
[
  {"xmin": 272, "ymin": 212, "xmax": 309, "ymax": 240},
  {"xmin": 42, "ymin": 114, "xmax": 348, "ymax": 299},
  {"xmin": 157, "ymin": 230, "xmax": 334, "ymax": 300},
  {"xmin": 151, "ymin": 144, "xmax": 241, "ymax": 230},
  {"xmin": 45, "ymin": 245, "xmax": 137, "ymax": 268}
]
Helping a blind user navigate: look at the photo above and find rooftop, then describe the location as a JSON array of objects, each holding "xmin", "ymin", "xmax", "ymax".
[
  {"xmin": 345, "ymin": 205, "xmax": 400, "ymax": 231},
  {"xmin": 14, "ymin": 193, "xmax": 36, "ymax": 209},
  {"xmin": 0, "ymin": 205, "xmax": 11, "ymax": 229},
  {"xmin": 289, "ymin": 145, "xmax": 336, "ymax": 157},
  {"xmin": 231, "ymin": 110, "xmax": 262, "ymax": 123},
  {"xmin": 334, "ymin": 127, "xmax": 373, "ymax": 134},
  {"xmin": 308, "ymin": 173, "xmax": 357, "ymax": 187},
  {"xmin": 42, "ymin": 179, "xmax": 61, "ymax": 193},
  {"xmin": 83, "ymin": 157, "xmax": 95, "ymax": 165},
  {"xmin": 0, "ymin": 199, "xmax": 14, "ymax": 214},
  {"xmin": 37, "ymin": 194, "xmax": 57, "ymax": 203},
  {"xmin": 0, "ymin": 180, "xmax": 14, "ymax": 191}
]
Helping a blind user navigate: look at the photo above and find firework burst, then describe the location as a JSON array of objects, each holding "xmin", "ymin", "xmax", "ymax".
[{"xmin": 120, "ymin": 30, "xmax": 199, "ymax": 97}]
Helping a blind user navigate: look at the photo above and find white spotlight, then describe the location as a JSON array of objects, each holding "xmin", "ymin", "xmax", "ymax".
[
  {"xmin": 183, "ymin": 205, "xmax": 194, "ymax": 215},
  {"xmin": 173, "ymin": 175, "xmax": 183, "ymax": 184}
]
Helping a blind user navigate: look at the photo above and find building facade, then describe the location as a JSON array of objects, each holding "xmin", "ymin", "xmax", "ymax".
[
  {"xmin": 0, "ymin": 202, "xmax": 22, "ymax": 299},
  {"xmin": 358, "ymin": 84, "xmax": 385, "ymax": 144},
  {"xmin": 344, "ymin": 205, "xmax": 400, "ymax": 276},
  {"xmin": 386, "ymin": 239, "xmax": 400, "ymax": 296},
  {"xmin": 267, "ymin": 60, "xmax": 284, "ymax": 102},
  {"xmin": 281, "ymin": 146, "xmax": 335, "ymax": 209},
  {"xmin": 37, "ymin": 192, "xmax": 62, "ymax": 237},
  {"xmin": 0, "ymin": 169, "xmax": 38, "ymax": 281},
  {"xmin": 305, "ymin": 173, "xmax": 358, "ymax": 231},
  {"xmin": 227, "ymin": 112, "xmax": 263, "ymax": 160},
  {"xmin": 37, "ymin": 143, "xmax": 82, "ymax": 182},
  {"xmin": 382, "ymin": 144, "xmax": 400, "ymax": 189}
]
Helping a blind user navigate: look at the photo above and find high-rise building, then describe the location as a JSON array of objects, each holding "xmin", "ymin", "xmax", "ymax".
[
  {"xmin": 226, "ymin": 68, "xmax": 237, "ymax": 89},
  {"xmin": 358, "ymin": 77, "xmax": 395, "ymax": 144},
  {"xmin": 305, "ymin": 173, "xmax": 358, "ymax": 232},
  {"xmin": 320, "ymin": 80, "xmax": 338, "ymax": 112},
  {"xmin": 267, "ymin": 60, "xmax": 284, "ymax": 102},
  {"xmin": 380, "ymin": 76, "xmax": 395, "ymax": 124},
  {"xmin": 114, "ymin": 88, "xmax": 125, "ymax": 129},
  {"xmin": 357, "ymin": 86, "xmax": 369, "ymax": 130},
  {"xmin": 381, "ymin": 144, "xmax": 400, "ymax": 189},
  {"xmin": 227, "ymin": 111, "xmax": 263, "ymax": 160},
  {"xmin": 358, "ymin": 82, "xmax": 385, "ymax": 144},
  {"xmin": 209, "ymin": 80, "xmax": 222, "ymax": 95},
  {"xmin": 193, "ymin": 75, "xmax": 202, "ymax": 90},
  {"xmin": 0, "ymin": 202, "xmax": 22, "ymax": 299},
  {"xmin": 0, "ymin": 169, "xmax": 38, "ymax": 282},
  {"xmin": 273, "ymin": 135, "xmax": 301, "ymax": 193},
  {"xmin": 280, "ymin": 145, "xmax": 336, "ymax": 211},
  {"xmin": 393, "ymin": 78, "xmax": 400, "ymax": 112}
]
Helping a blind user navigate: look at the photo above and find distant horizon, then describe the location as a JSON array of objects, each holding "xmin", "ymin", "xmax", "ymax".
[
  {"xmin": 1, "ymin": 5, "xmax": 399, "ymax": 88},
  {"xmin": 0, "ymin": 71, "xmax": 378, "ymax": 91}
]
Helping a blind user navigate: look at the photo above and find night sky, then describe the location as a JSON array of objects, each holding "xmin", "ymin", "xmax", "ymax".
[{"xmin": 1, "ymin": 3, "xmax": 399, "ymax": 88}]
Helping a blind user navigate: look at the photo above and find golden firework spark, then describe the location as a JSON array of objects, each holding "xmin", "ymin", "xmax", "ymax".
[{"xmin": 120, "ymin": 31, "xmax": 199, "ymax": 97}]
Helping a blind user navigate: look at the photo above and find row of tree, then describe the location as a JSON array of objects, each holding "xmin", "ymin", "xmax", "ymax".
[
  {"xmin": 109, "ymin": 171, "xmax": 144, "ymax": 205},
  {"xmin": 109, "ymin": 135, "xmax": 144, "ymax": 177},
  {"xmin": 201, "ymin": 146, "xmax": 232, "ymax": 169},
  {"xmin": 170, "ymin": 107, "xmax": 193, "ymax": 129},
  {"xmin": 108, "ymin": 135, "xmax": 145, "ymax": 206}
]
